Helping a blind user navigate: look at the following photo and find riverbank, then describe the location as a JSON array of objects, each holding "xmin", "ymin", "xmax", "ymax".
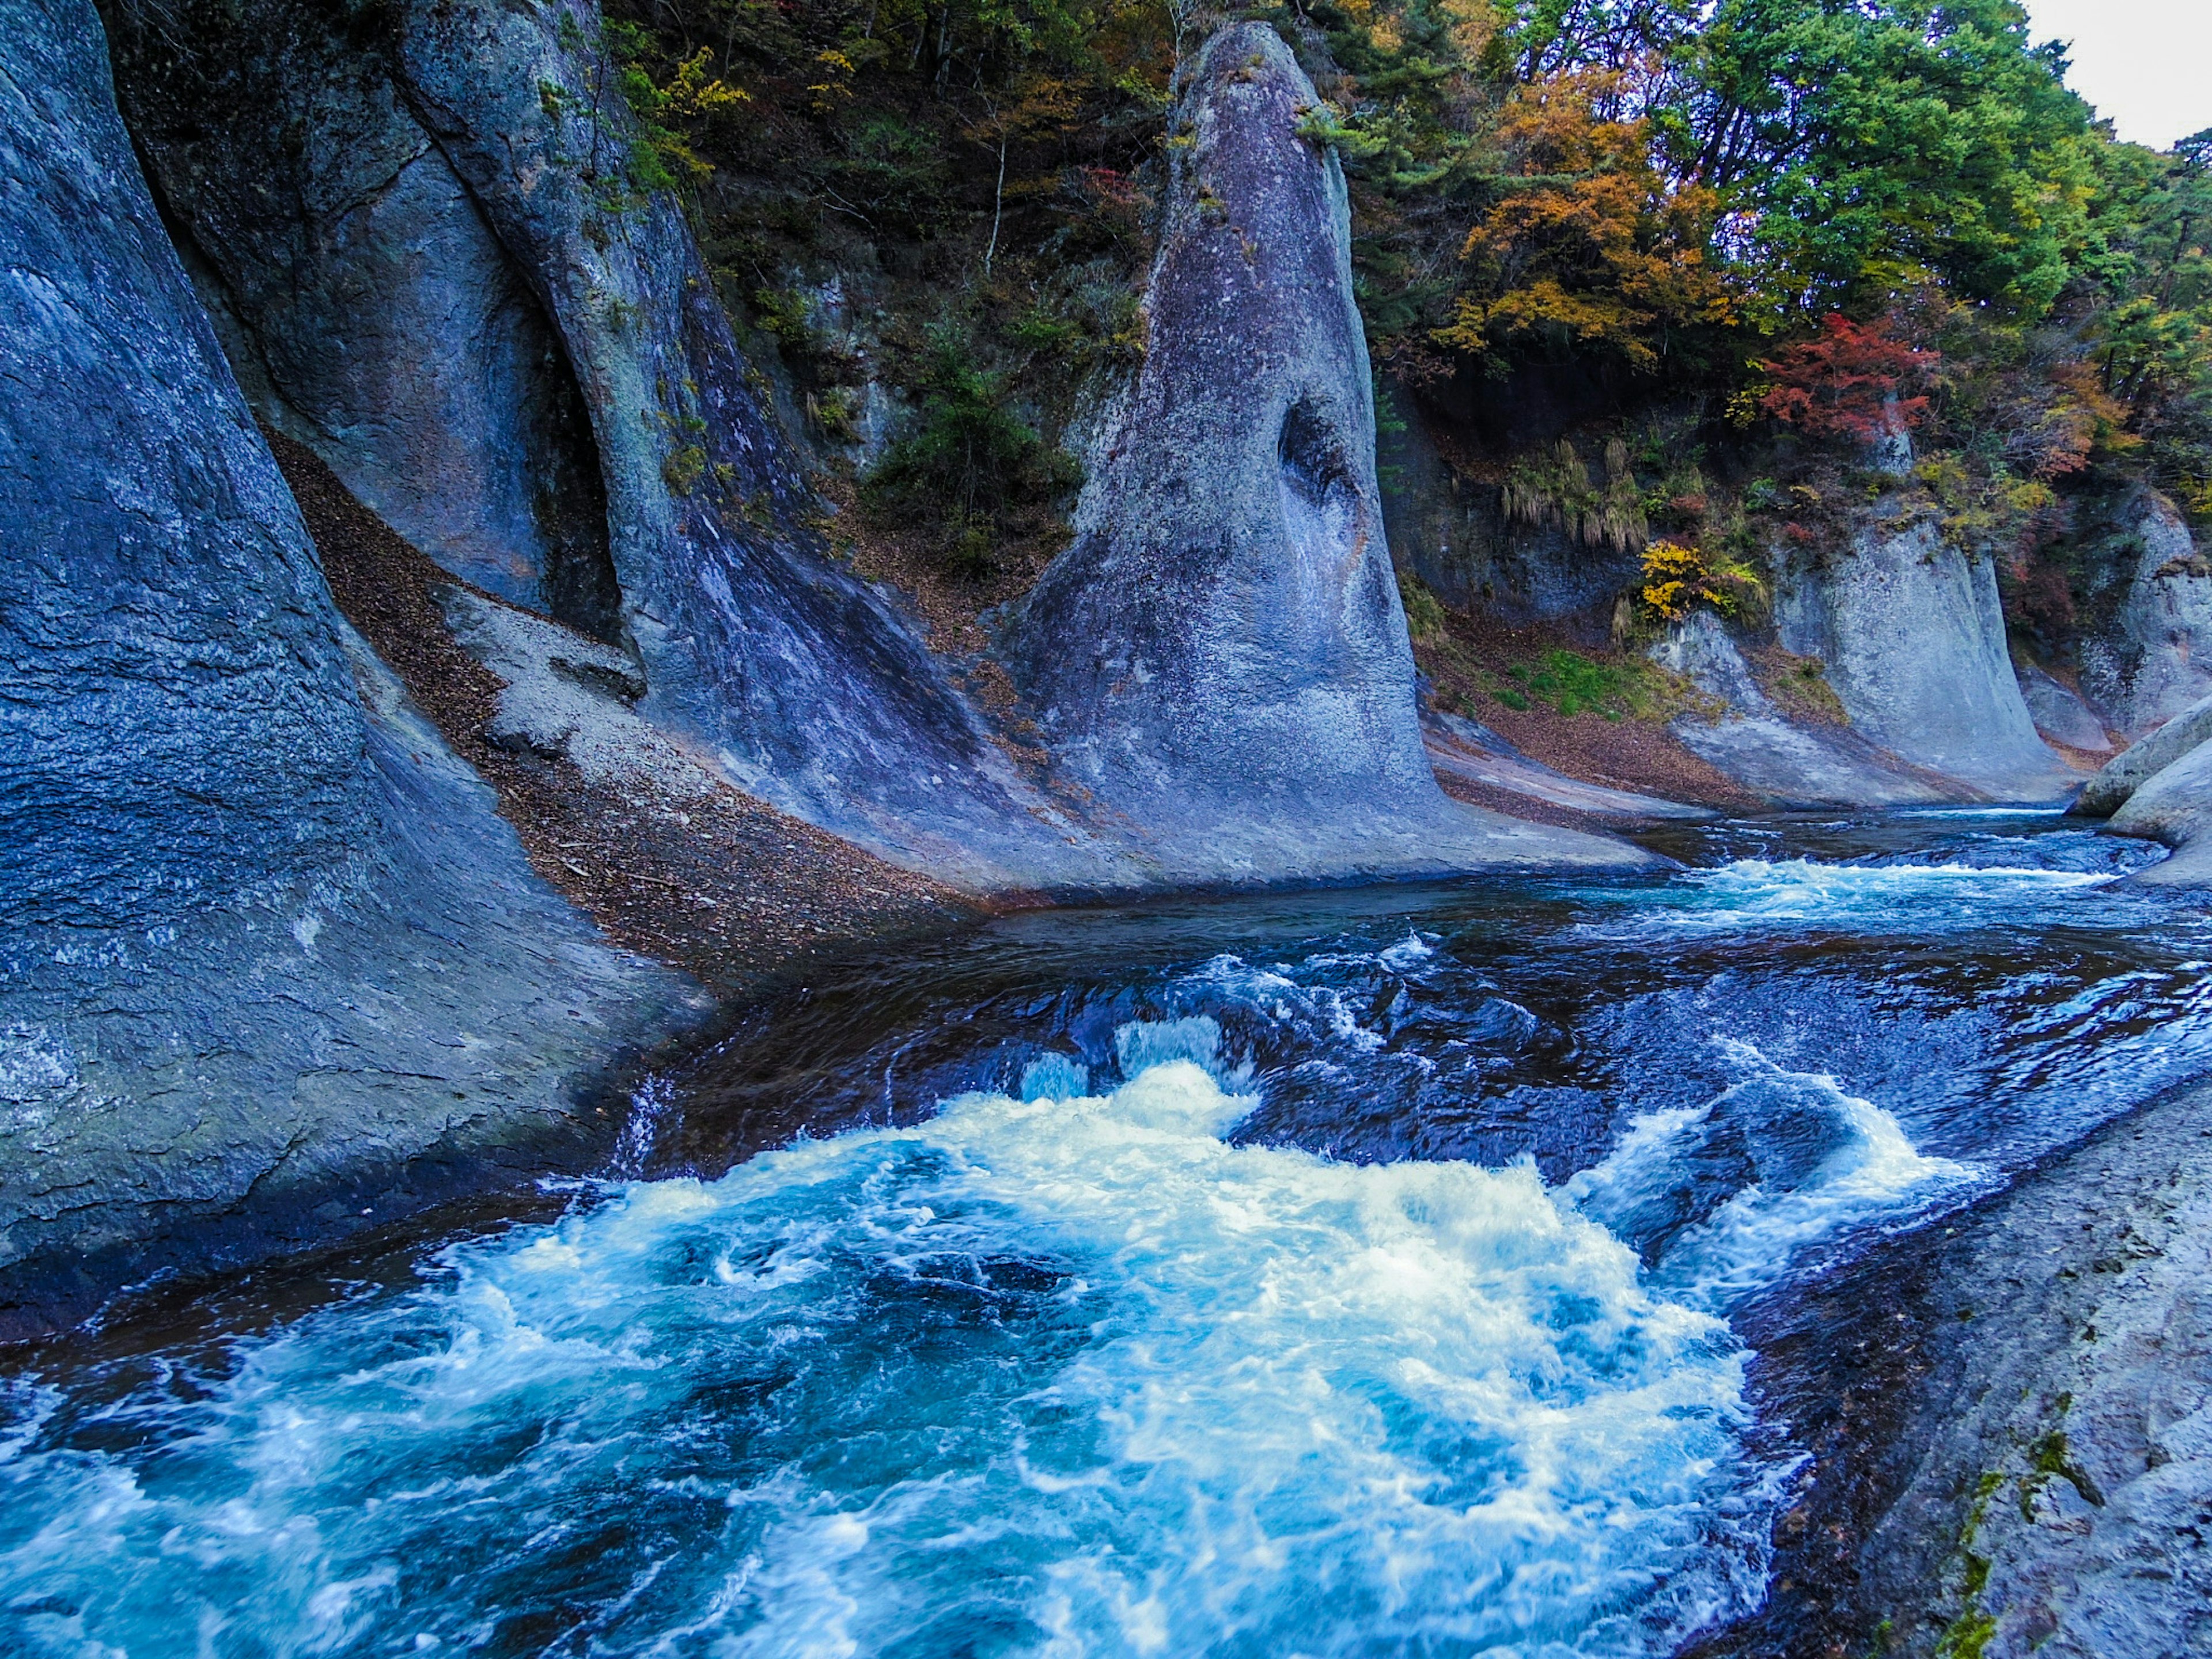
[
  {"xmin": 1699, "ymin": 1072, "xmax": 2212, "ymax": 1658},
  {"xmin": 272, "ymin": 434, "xmax": 988, "ymax": 996}
]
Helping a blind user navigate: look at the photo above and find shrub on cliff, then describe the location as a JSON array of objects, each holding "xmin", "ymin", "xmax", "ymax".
[
  {"xmin": 865, "ymin": 332, "xmax": 1081, "ymax": 575},
  {"xmin": 1757, "ymin": 315, "xmax": 1937, "ymax": 443}
]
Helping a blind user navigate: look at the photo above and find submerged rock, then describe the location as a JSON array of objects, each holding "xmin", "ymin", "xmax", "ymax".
[
  {"xmin": 0, "ymin": 0, "xmax": 698, "ymax": 1338},
  {"xmin": 1004, "ymin": 22, "xmax": 1645, "ymax": 881}
]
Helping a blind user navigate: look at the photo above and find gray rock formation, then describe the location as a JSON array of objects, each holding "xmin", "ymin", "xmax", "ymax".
[
  {"xmin": 102, "ymin": 0, "xmax": 1108, "ymax": 892},
  {"xmin": 2016, "ymin": 663, "xmax": 2112, "ymax": 753},
  {"xmin": 1646, "ymin": 612, "xmax": 1951, "ymax": 808},
  {"xmin": 1736, "ymin": 1075, "xmax": 2212, "ymax": 1659},
  {"xmin": 107, "ymin": 0, "xmax": 619, "ymax": 638},
  {"xmin": 2104, "ymin": 741, "xmax": 2212, "ymax": 885},
  {"xmin": 1774, "ymin": 523, "xmax": 2076, "ymax": 802},
  {"xmin": 2074, "ymin": 689, "xmax": 2212, "ymax": 817},
  {"xmin": 1003, "ymin": 23, "xmax": 1647, "ymax": 881},
  {"xmin": 2078, "ymin": 493, "xmax": 2212, "ymax": 738},
  {"xmin": 0, "ymin": 0, "xmax": 700, "ymax": 1337}
]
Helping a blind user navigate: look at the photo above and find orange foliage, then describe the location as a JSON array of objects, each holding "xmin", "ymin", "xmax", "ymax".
[{"xmin": 1435, "ymin": 69, "xmax": 1734, "ymax": 371}]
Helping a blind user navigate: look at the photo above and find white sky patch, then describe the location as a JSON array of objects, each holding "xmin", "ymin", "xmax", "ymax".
[{"xmin": 2022, "ymin": 0, "xmax": 2212, "ymax": 150}]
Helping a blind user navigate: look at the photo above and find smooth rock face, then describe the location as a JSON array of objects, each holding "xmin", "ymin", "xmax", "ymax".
[
  {"xmin": 390, "ymin": 0, "xmax": 1116, "ymax": 888},
  {"xmin": 1647, "ymin": 613, "xmax": 1950, "ymax": 808},
  {"xmin": 2017, "ymin": 663, "xmax": 2111, "ymax": 753},
  {"xmin": 1669, "ymin": 715, "xmax": 1953, "ymax": 809},
  {"xmin": 2105, "ymin": 740, "xmax": 2212, "ymax": 885},
  {"xmin": 2074, "ymin": 689, "xmax": 2212, "ymax": 817},
  {"xmin": 2079, "ymin": 493, "xmax": 2212, "ymax": 737},
  {"xmin": 1648, "ymin": 610, "xmax": 1770, "ymax": 714},
  {"xmin": 0, "ymin": 0, "xmax": 696, "ymax": 1336},
  {"xmin": 1775, "ymin": 524, "xmax": 2075, "ymax": 802},
  {"xmin": 104, "ymin": 0, "xmax": 619, "ymax": 638},
  {"xmin": 104, "ymin": 0, "xmax": 1101, "ymax": 891},
  {"xmin": 1006, "ymin": 23, "xmax": 1641, "ymax": 880}
]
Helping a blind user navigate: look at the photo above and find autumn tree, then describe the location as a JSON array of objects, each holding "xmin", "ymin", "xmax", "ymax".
[
  {"xmin": 1433, "ymin": 66, "xmax": 1735, "ymax": 372},
  {"xmin": 1757, "ymin": 313, "xmax": 1936, "ymax": 442}
]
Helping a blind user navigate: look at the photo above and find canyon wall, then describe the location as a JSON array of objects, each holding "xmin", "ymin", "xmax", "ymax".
[{"xmin": 0, "ymin": 0, "xmax": 700, "ymax": 1338}]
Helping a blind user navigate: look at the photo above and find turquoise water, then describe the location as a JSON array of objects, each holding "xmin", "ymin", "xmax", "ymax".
[{"xmin": 4, "ymin": 815, "xmax": 2207, "ymax": 1657}]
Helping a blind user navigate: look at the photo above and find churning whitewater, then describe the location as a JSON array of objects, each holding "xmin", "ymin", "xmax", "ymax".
[
  {"xmin": 6, "ymin": 818, "xmax": 2206, "ymax": 1658},
  {"xmin": 1, "ymin": 1021, "xmax": 1954, "ymax": 1658}
]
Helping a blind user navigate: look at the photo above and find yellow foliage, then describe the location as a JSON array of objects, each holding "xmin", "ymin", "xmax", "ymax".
[
  {"xmin": 665, "ymin": 48, "xmax": 750, "ymax": 120},
  {"xmin": 808, "ymin": 48, "xmax": 856, "ymax": 112},
  {"xmin": 1435, "ymin": 69, "xmax": 1734, "ymax": 370},
  {"xmin": 1639, "ymin": 542, "xmax": 1705, "ymax": 620},
  {"xmin": 1639, "ymin": 541, "xmax": 1764, "ymax": 622}
]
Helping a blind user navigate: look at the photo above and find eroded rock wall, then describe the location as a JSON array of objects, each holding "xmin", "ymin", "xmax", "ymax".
[
  {"xmin": 1775, "ymin": 524, "xmax": 2074, "ymax": 802},
  {"xmin": 2078, "ymin": 489, "xmax": 2212, "ymax": 738},
  {"xmin": 1647, "ymin": 614, "xmax": 1953, "ymax": 808},
  {"xmin": 103, "ymin": 0, "xmax": 1104, "ymax": 891},
  {"xmin": 103, "ymin": 0, "xmax": 619, "ymax": 638},
  {"xmin": 0, "ymin": 0, "xmax": 697, "ymax": 1337}
]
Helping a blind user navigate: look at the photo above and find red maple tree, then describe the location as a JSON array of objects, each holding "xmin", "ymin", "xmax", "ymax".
[{"xmin": 1759, "ymin": 314, "xmax": 1938, "ymax": 441}]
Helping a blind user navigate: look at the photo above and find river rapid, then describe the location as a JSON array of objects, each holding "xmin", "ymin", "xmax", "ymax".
[{"xmin": 6, "ymin": 810, "xmax": 2211, "ymax": 1658}]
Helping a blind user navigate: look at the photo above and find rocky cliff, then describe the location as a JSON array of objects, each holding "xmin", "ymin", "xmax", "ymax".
[
  {"xmin": 2077, "ymin": 489, "xmax": 2212, "ymax": 739},
  {"xmin": 0, "ymin": 0, "xmax": 703, "ymax": 1338},
  {"xmin": 1771, "ymin": 524, "xmax": 2077, "ymax": 803},
  {"xmin": 1376, "ymin": 383, "xmax": 2096, "ymax": 810},
  {"xmin": 100, "ymin": 0, "xmax": 1112, "ymax": 891}
]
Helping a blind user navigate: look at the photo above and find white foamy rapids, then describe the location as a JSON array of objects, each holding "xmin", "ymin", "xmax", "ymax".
[
  {"xmin": 1593, "ymin": 857, "xmax": 2118, "ymax": 934},
  {"xmin": 1567, "ymin": 1039, "xmax": 1983, "ymax": 1308},
  {"xmin": 0, "ymin": 1021, "xmax": 1765, "ymax": 1659}
]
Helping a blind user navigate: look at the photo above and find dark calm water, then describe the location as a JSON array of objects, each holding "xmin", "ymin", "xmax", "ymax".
[{"xmin": 6, "ymin": 810, "xmax": 2210, "ymax": 1658}]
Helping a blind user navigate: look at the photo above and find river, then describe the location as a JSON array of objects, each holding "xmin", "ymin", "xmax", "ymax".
[{"xmin": 5, "ymin": 809, "xmax": 2210, "ymax": 1657}]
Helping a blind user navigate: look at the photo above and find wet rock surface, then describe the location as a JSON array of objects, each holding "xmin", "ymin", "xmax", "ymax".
[
  {"xmin": 0, "ymin": 0, "xmax": 699, "ymax": 1340},
  {"xmin": 1701, "ymin": 1079, "xmax": 2212, "ymax": 1658}
]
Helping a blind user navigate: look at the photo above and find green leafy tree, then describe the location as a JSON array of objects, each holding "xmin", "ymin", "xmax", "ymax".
[{"xmin": 1676, "ymin": 0, "xmax": 2099, "ymax": 316}]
